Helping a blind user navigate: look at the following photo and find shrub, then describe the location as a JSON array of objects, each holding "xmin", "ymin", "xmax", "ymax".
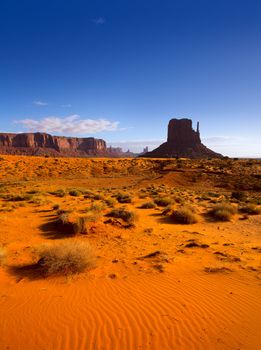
[
  {"xmin": 231, "ymin": 191, "xmax": 246, "ymax": 201},
  {"xmin": 104, "ymin": 198, "xmax": 117, "ymax": 208},
  {"xmin": 106, "ymin": 208, "xmax": 137, "ymax": 224},
  {"xmin": 154, "ymin": 197, "xmax": 172, "ymax": 207},
  {"xmin": 140, "ymin": 201, "xmax": 156, "ymax": 209},
  {"xmin": 36, "ymin": 241, "xmax": 96, "ymax": 275},
  {"xmin": 208, "ymin": 203, "xmax": 237, "ymax": 221},
  {"xmin": 73, "ymin": 217, "xmax": 89, "ymax": 234},
  {"xmin": 114, "ymin": 193, "xmax": 132, "ymax": 203},
  {"xmin": 170, "ymin": 207, "xmax": 198, "ymax": 224},
  {"xmin": 50, "ymin": 189, "xmax": 66, "ymax": 197},
  {"xmin": 69, "ymin": 189, "xmax": 81, "ymax": 197},
  {"xmin": 239, "ymin": 204, "xmax": 260, "ymax": 215}
]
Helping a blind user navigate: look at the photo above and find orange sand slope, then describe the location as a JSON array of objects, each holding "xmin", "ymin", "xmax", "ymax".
[{"xmin": 0, "ymin": 155, "xmax": 261, "ymax": 349}]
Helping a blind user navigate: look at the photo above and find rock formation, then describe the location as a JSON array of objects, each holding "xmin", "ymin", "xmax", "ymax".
[
  {"xmin": 0, "ymin": 132, "xmax": 109, "ymax": 157},
  {"xmin": 142, "ymin": 118, "xmax": 223, "ymax": 158}
]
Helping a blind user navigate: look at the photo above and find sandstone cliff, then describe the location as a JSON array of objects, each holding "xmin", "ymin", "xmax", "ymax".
[
  {"xmin": 0, "ymin": 132, "xmax": 108, "ymax": 156},
  {"xmin": 142, "ymin": 118, "xmax": 223, "ymax": 158}
]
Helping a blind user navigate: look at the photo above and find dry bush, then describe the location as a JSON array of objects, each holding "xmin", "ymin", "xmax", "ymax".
[
  {"xmin": 114, "ymin": 192, "xmax": 132, "ymax": 203},
  {"xmin": 231, "ymin": 191, "xmax": 246, "ymax": 201},
  {"xmin": 36, "ymin": 241, "xmax": 96, "ymax": 275},
  {"xmin": 208, "ymin": 203, "xmax": 237, "ymax": 221},
  {"xmin": 73, "ymin": 213, "xmax": 100, "ymax": 234},
  {"xmin": 104, "ymin": 197, "xmax": 117, "ymax": 208},
  {"xmin": 107, "ymin": 207, "xmax": 137, "ymax": 224},
  {"xmin": 170, "ymin": 206, "xmax": 198, "ymax": 224},
  {"xmin": 154, "ymin": 196, "xmax": 172, "ymax": 207},
  {"xmin": 49, "ymin": 189, "xmax": 66, "ymax": 197},
  {"xmin": 69, "ymin": 189, "xmax": 81, "ymax": 197},
  {"xmin": 239, "ymin": 204, "xmax": 260, "ymax": 215},
  {"xmin": 140, "ymin": 201, "xmax": 156, "ymax": 209}
]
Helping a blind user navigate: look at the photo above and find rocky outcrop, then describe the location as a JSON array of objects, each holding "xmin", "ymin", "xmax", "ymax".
[
  {"xmin": 142, "ymin": 118, "xmax": 223, "ymax": 158},
  {"xmin": 0, "ymin": 132, "xmax": 108, "ymax": 156}
]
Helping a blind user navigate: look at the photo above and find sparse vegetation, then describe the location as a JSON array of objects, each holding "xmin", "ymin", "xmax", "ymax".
[
  {"xmin": 154, "ymin": 196, "xmax": 172, "ymax": 207},
  {"xmin": 36, "ymin": 241, "xmax": 96, "ymax": 275},
  {"xmin": 114, "ymin": 192, "xmax": 132, "ymax": 203},
  {"xmin": 170, "ymin": 207, "xmax": 198, "ymax": 224},
  {"xmin": 106, "ymin": 207, "xmax": 137, "ymax": 224},
  {"xmin": 140, "ymin": 201, "xmax": 156, "ymax": 209},
  {"xmin": 239, "ymin": 204, "xmax": 260, "ymax": 215},
  {"xmin": 208, "ymin": 203, "xmax": 237, "ymax": 221}
]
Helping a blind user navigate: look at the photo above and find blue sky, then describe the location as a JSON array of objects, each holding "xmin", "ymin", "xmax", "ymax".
[{"xmin": 1, "ymin": 0, "xmax": 261, "ymax": 157}]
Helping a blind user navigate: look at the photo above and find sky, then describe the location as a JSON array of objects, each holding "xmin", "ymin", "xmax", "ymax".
[{"xmin": 1, "ymin": 0, "xmax": 261, "ymax": 157}]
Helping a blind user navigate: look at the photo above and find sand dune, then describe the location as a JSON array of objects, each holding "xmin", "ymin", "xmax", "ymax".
[{"xmin": 1, "ymin": 269, "xmax": 261, "ymax": 350}]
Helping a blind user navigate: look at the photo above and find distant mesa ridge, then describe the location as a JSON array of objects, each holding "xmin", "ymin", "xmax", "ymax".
[
  {"xmin": 142, "ymin": 118, "xmax": 223, "ymax": 158},
  {"xmin": 0, "ymin": 132, "xmax": 109, "ymax": 156}
]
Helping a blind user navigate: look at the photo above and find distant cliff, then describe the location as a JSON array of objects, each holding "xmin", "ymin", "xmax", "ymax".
[
  {"xmin": 142, "ymin": 118, "xmax": 223, "ymax": 158},
  {"xmin": 0, "ymin": 132, "xmax": 108, "ymax": 156}
]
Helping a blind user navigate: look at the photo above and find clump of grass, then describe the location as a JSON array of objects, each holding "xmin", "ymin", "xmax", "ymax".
[
  {"xmin": 36, "ymin": 241, "xmax": 96, "ymax": 275},
  {"xmin": 104, "ymin": 197, "xmax": 117, "ymax": 208},
  {"xmin": 73, "ymin": 217, "xmax": 89, "ymax": 234},
  {"xmin": 170, "ymin": 206, "xmax": 198, "ymax": 224},
  {"xmin": 140, "ymin": 201, "xmax": 156, "ymax": 209},
  {"xmin": 114, "ymin": 192, "xmax": 132, "ymax": 203},
  {"xmin": 154, "ymin": 196, "xmax": 172, "ymax": 207},
  {"xmin": 239, "ymin": 204, "xmax": 260, "ymax": 215},
  {"xmin": 231, "ymin": 191, "xmax": 246, "ymax": 201},
  {"xmin": 69, "ymin": 189, "xmax": 81, "ymax": 197},
  {"xmin": 208, "ymin": 202, "xmax": 237, "ymax": 221},
  {"xmin": 49, "ymin": 189, "xmax": 66, "ymax": 197},
  {"xmin": 5, "ymin": 194, "xmax": 32, "ymax": 202},
  {"xmin": 106, "ymin": 207, "xmax": 137, "ymax": 224}
]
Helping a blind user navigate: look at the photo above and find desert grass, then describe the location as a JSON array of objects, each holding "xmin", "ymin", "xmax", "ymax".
[
  {"xmin": 36, "ymin": 241, "xmax": 96, "ymax": 275},
  {"xmin": 239, "ymin": 204, "xmax": 260, "ymax": 215},
  {"xmin": 106, "ymin": 207, "xmax": 137, "ymax": 224},
  {"xmin": 170, "ymin": 206, "xmax": 198, "ymax": 224},
  {"xmin": 154, "ymin": 196, "xmax": 172, "ymax": 207},
  {"xmin": 208, "ymin": 202, "xmax": 237, "ymax": 221},
  {"xmin": 140, "ymin": 201, "xmax": 156, "ymax": 209}
]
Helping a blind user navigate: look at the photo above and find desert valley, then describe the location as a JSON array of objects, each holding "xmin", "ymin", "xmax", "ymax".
[{"xmin": 0, "ymin": 152, "xmax": 260, "ymax": 349}]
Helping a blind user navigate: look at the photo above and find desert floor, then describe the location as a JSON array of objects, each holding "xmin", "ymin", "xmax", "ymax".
[{"xmin": 0, "ymin": 156, "xmax": 261, "ymax": 350}]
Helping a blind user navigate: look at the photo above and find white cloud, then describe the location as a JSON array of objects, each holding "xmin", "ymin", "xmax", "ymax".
[
  {"xmin": 92, "ymin": 17, "xmax": 105, "ymax": 25},
  {"xmin": 33, "ymin": 100, "xmax": 48, "ymax": 106},
  {"xmin": 15, "ymin": 115, "xmax": 119, "ymax": 135}
]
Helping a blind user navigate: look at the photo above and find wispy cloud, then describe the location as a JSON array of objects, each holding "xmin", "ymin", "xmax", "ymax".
[
  {"xmin": 92, "ymin": 17, "xmax": 105, "ymax": 25},
  {"xmin": 15, "ymin": 115, "xmax": 119, "ymax": 135},
  {"xmin": 61, "ymin": 104, "xmax": 72, "ymax": 108},
  {"xmin": 33, "ymin": 100, "xmax": 48, "ymax": 106}
]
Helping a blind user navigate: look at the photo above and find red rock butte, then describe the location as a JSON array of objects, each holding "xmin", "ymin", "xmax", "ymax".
[
  {"xmin": 0, "ymin": 132, "xmax": 108, "ymax": 156},
  {"xmin": 142, "ymin": 118, "xmax": 223, "ymax": 158}
]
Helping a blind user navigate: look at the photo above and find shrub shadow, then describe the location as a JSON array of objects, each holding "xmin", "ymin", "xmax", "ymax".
[
  {"xmin": 39, "ymin": 218, "xmax": 75, "ymax": 239},
  {"xmin": 8, "ymin": 262, "xmax": 45, "ymax": 281}
]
